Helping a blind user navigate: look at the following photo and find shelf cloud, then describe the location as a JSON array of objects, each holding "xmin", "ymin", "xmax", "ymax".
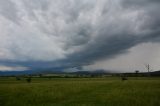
[{"xmin": 0, "ymin": 0, "xmax": 160, "ymax": 71}]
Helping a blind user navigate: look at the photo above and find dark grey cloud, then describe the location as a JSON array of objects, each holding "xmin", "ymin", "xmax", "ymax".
[{"xmin": 0, "ymin": 0, "xmax": 160, "ymax": 71}]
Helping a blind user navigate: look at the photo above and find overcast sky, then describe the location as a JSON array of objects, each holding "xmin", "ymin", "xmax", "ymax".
[{"xmin": 0, "ymin": 0, "xmax": 160, "ymax": 72}]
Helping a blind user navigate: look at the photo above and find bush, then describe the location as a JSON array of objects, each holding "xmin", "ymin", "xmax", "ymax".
[
  {"xmin": 16, "ymin": 77, "xmax": 21, "ymax": 81},
  {"xmin": 121, "ymin": 77, "xmax": 128, "ymax": 81},
  {"xmin": 26, "ymin": 77, "xmax": 31, "ymax": 83}
]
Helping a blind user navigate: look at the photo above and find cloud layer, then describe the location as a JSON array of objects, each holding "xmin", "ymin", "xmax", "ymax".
[{"xmin": 0, "ymin": 0, "xmax": 160, "ymax": 71}]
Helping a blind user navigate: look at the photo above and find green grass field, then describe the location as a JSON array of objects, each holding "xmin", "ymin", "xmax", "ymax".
[{"xmin": 0, "ymin": 77, "xmax": 160, "ymax": 106}]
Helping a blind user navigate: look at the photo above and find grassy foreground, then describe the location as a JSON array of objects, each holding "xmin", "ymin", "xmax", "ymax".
[{"xmin": 0, "ymin": 77, "xmax": 160, "ymax": 106}]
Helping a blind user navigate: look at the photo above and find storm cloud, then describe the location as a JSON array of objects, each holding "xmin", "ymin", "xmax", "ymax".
[{"xmin": 0, "ymin": 0, "xmax": 160, "ymax": 71}]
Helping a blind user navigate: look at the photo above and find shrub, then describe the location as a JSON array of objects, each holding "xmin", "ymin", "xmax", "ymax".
[
  {"xmin": 26, "ymin": 77, "xmax": 31, "ymax": 83},
  {"xmin": 16, "ymin": 77, "xmax": 21, "ymax": 81},
  {"xmin": 121, "ymin": 77, "xmax": 128, "ymax": 81}
]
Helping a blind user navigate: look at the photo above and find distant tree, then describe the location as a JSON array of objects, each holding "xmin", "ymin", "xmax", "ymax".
[{"xmin": 135, "ymin": 70, "xmax": 139, "ymax": 78}]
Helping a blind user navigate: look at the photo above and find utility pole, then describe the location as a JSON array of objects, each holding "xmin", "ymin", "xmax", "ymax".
[{"xmin": 145, "ymin": 64, "xmax": 150, "ymax": 77}]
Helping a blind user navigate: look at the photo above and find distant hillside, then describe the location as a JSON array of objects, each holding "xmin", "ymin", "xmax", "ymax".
[
  {"xmin": 0, "ymin": 69, "xmax": 110, "ymax": 76},
  {"xmin": 150, "ymin": 70, "xmax": 160, "ymax": 76},
  {"xmin": 71, "ymin": 70, "xmax": 110, "ymax": 75},
  {"xmin": 0, "ymin": 70, "xmax": 35, "ymax": 76},
  {"xmin": 0, "ymin": 69, "xmax": 160, "ymax": 76}
]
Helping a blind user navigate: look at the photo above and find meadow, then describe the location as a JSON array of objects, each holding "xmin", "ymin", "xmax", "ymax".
[{"xmin": 0, "ymin": 77, "xmax": 160, "ymax": 106}]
